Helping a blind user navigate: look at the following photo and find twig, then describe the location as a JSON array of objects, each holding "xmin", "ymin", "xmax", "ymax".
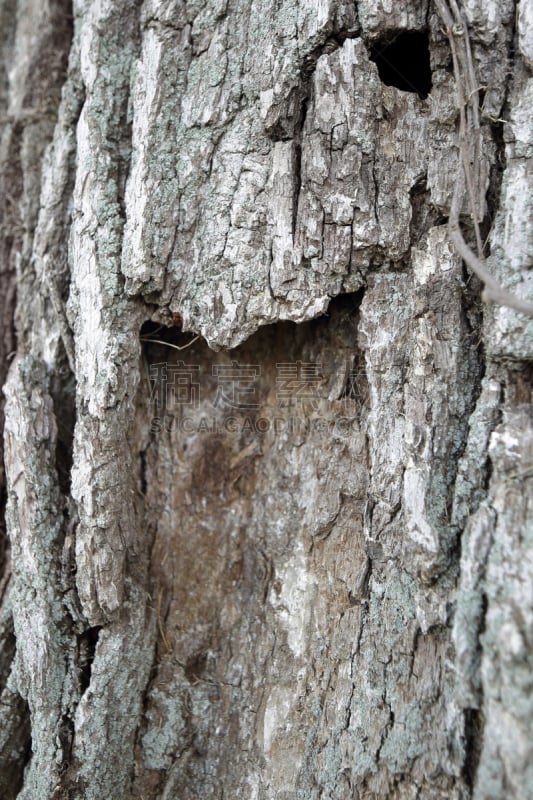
[{"xmin": 140, "ymin": 335, "xmax": 199, "ymax": 351}]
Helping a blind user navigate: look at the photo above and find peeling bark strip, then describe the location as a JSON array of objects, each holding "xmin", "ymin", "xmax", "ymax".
[{"xmin": 1, "ymin": 1, "xmax": 532, "ymax": 799}]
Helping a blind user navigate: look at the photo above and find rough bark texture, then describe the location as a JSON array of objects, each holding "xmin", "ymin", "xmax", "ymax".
[{"xmin": 0, "ymin": 0, "xmax": 532, "ymax": 798}]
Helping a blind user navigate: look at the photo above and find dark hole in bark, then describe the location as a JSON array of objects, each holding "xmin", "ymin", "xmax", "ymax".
[
  {"xmin": 339, "ymin": 355, "xmax": 368, "ymax": 407},
  {"xmin": 463, "ymin": 708, "xmax": 484, "ymax": 790},
  {"xmin": 58, "ymin": 712, "xmax": 75, "ymax": 772},
  {"xmin": 370, "ymin": 31, "xmax": 432, "ymax": 98},
  {"xmin": 324, "ymin": 292, "xmax": 369, "ymax": 409},
  {"xmin": 52, "ymin": 346, "xmax": 76, "ymax": 495},
  {"xmin": 0, "ymin": 617, "xmax": 16, "ymax": 696},
  {"xmin": 408, "ymin": 176, "xmax": 448, "ymax": 244},
  {"xmin": 77, "ymin": 626, "xmax": 102, "ymax": 695},
  {"xmin": 184, "ymin": 651, "xmax": 208, "ymax": 683},
  {"xmin": 140, "ymin": 320, "xmax": 201, "ymax": 415},
  {"xmin": 140, "ymin": 319, "xmax": 199, "ymax": 349}
]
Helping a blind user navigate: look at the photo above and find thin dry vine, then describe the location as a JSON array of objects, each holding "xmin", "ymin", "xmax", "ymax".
[{"xmin": 435, "ymin": 0, "xmax": 533, "ymax": 316}]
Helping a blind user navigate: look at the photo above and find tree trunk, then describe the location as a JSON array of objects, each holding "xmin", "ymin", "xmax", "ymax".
[{"xmin": 1, "ymin": 0, "xmax": 532, "ymax": 798}]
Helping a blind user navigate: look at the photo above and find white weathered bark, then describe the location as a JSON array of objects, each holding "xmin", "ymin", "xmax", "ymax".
[{"xmin": 0, "ymin": 0, "xmax": 532, "ymax": 798}]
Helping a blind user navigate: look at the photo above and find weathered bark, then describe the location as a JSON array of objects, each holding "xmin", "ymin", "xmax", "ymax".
[{"xmin": 0, "ymin": 0, "xmax": 532, "ymax": 798}]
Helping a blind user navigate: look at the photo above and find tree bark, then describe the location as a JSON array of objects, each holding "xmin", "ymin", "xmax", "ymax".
[{"xmin": 1, "ymin": 1, "xmax": 532, "ymax": 798}]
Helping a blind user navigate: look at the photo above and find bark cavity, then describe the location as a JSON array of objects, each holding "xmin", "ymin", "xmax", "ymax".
[{"xmin": 369, "ymin": 30, "xmax": 433, "ymax": 99}]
